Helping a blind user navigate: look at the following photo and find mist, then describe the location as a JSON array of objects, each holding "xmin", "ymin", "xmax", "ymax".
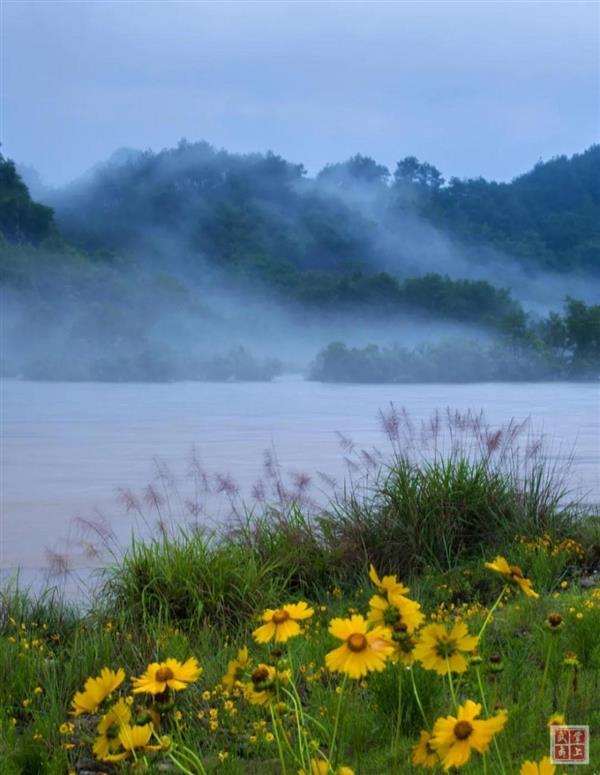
[{"xmin": 2, "ymin": 139, "xmax": 599, "ymax": 383}]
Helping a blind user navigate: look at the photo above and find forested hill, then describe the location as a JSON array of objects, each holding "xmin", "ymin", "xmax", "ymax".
[
  {"xmin": 416, "ymin": 145, "xmax": 600, "ymax": 272},
  {"xmin": 1, "ymin": 144, "xmax": 598, "ymax": 382},
  {"xmin": 46, "ymin": 141, "xmax": 600, "ymax": 276}
]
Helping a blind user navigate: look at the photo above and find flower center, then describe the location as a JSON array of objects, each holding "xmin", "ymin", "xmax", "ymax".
[
  {"xmin": 435, "ymin": 637, "xmax": 457, "ymax": 659},
  {"xmin": 155, "ymin": 666, "xmax": 174, "ymax": 683},
  {"xmin": 547, "ymin": 612, "xmax": 563, "ymax": 628},
  {"xmin": 272, "ymin": 610, "xmax": 290, "ymax": 624},
  {"xmin": 509, "ymin": 565, "xmax": 524, "ymax": 579},
  {"xmin": 252, "ymin": 667, "xmax": 270, "ymax": 684},
  {"xmin": 454, "ymin": 720, "xmax": 474, "ymax": 741},
  {"xmin": 347, "ymin": 633, "xmax": 368, "ymax": 652}
]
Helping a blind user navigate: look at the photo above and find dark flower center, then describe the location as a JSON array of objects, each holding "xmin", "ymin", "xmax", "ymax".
[
  {"xmin": 252, "ymin": 667, "xmax": 270, "ymax": 684},
  {"xmin": 272, "ymin": 610, "xmax": 290, "ymax": 624},
  {"xmin": 454, "ymin": 720, "xmax": 474, "ymax": 740},
  {"xmin": 509, "ymin": 565, "xmax": 524, "ymax": 579},
  {"xmin": 547, "ymin": 612, "xmax": 563, "ymax": 628},
  {"xmin": 347, "ymin": 633, "xmax": 368, "ymax": 652},
  {"xmin": 155, "ymin": 666, "xmax": 174, "ymax": 683}
]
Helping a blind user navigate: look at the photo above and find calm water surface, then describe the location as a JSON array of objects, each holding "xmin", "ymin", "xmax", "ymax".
[{"xmin": 1, "ymin": 378, "xmax": 599, "ymax": 576}]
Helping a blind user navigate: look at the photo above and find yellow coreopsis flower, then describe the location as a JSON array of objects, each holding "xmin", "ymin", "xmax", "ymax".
[
  {"xmin": 253, "ymin": 601, "xmax": 314, "ymax": 644},
  {"xmin": 70, "ymin": 667, "xmax": 125, "ymax": 716},
  {"xmin": 413, "ymin": 621, "xmax": 478, "ymax": 675},
  {"xmin": 132, "ymin": 657, "xmax": 201, "ymax": 695},
  {"xmin": 325, "ymin": 614, "xmax": 393, "ymax": 679},
  {"xmin": 485, "ymin": 555, "xmax": 539, "ymax": 598},
  {"xmin": 119, "ymin": 722, "xmax": 161, "ymax": 751},
  {"xmin": 431, "ymin": 699, "xmax": 507, "ymax": 770},
  {"xmin": 369, "ymin": 564, "xmax": 409, "ymax": 598},
  {"xmin": 368, "ymin": 591, "xmax": 424, "ymax": 634},
  {"xmin": 520, "ymin": 757, "xmax": 556, "ymax": 775},
  {"xmin": 412, "ymin": 729, "xmax": 439, "ymax": 768},
  {"xmin": 101, "ymin": 723, "xmax": 161, "ymax": 762},
  {"xmin": 223, "ymin": 646, "xmax": 251, "ymax": 688},
  {"xmin": 93, "ymin": 698, "xmax": 132, "ymax": 760},
  {"xmin": 244, "ymin": 664, "xmax": 290, "ymax": 706},
  {"xmin": 298, "ymin": 760, "xmax": 328, "ymax": 775},
  {"xmin": 547, "ymin": 713, "xmax": 565, "ymax": 727}
]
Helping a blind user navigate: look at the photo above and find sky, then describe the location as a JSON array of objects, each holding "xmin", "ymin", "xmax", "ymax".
[{"xmin": 2, "ymin": 0, "xmax": 599, "ymax": 186}]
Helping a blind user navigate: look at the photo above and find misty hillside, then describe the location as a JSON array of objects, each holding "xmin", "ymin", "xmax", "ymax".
[
  {"xmin": 1, "ymin": 146, "xmax": 599, "ymax": 382},
  {"xmin": 46, "ymin": 141, "xmax": 600, "ymax": 277}
]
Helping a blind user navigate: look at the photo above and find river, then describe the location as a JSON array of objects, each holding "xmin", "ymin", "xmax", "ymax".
[{"xmin": 1, "ymin": 378, "xmax": 599, "ymax": 584}]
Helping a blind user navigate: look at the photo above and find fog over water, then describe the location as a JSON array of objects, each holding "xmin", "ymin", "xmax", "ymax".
[{"xmin": 2, "ymin": 378, "xmax": 598, "ymax": 582}]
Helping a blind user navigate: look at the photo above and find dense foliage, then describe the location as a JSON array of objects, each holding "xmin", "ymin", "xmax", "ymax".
[
  {"xmin": 310, "ymin": 299, "xmax": 600, "ymax": 382},
  {"xmin": 0, "ymin": 154, "xmax": 56, "ymax": 246}
]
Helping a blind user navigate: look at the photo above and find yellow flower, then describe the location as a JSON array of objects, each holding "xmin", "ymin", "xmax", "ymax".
[
  {"xmin": 70, "ymin": 667, "xmax": 125, "ymax": 716},
  {"xmin": 298, "ymin": 760, "xmax": 328, "ymax": 775},
  {"xmin": 368, "ymin": 592, "xmax": 424, "ymax": 634},
  {"xmin": 413, "ymin": 622, "xmax": 478, "ymax": 675},
  {"xmin": 244, "ymin": 664, "xmax": 290, "ymax": 706},
  {"xmin": 520, "ymin": 757, "xmax": 556, "ymax": 775},
  {"xmin": 223, "ymin": 646, "xmax": 250, "ymax": 688},
  {"xmin": 59, "ymin": 722, "xmax": 75, "ymax": 736},
  {"xmin": 338, "ymin": 769, "xmax": 356, "ymax": 775},
  {"xmin": 485, "ymin": 556, "xmax": 539, "ymax": 598},
  {"xmin": 412, "ymin": 729, "xmax": 439, "ymax": 768},
  {"xmin": 132, "ymin": 657, "xmax": 201, "ymax": 695},
  {"xmin": 547, "ymin": 713, "xmax": 565, "ymax": 727},
  {"xmin": 104, "ymin": 723, "xmax": 162, "ymax": 762},
  {"xmin": 325, "ymin": 614, "xmax": 393, "ymax": 679},
  {"xmin": 108, "ymin": 723, "xmax": 160, "ymax": 761},
  {"xmin": 253, "ymin": 602, "xmax": 314, "ymax": 644},
  {"xmin": 93, "ymin": 698, "xmax": 132, "ymax": 760},
  {"xmin": 431, "ymin": 699, "xmax": 507, "ymax": 770},
  {"xmin": 369, "ymin": 564, "xmax": 409, "ymax": 597}
]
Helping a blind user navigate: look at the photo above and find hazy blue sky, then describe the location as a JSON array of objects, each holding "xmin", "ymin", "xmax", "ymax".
[{"xmin": 3, "ymin": 0, "xmax": 599, "ymax": 186}]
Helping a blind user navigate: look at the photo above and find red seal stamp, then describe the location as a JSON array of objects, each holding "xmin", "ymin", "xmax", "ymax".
[{"xmin": 550, "ymin": 725, "xmax": 589, "ymax": 764}]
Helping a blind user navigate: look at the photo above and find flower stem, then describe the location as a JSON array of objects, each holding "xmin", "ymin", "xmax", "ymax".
[
  {"xmin": 445, "ymin": 658, "xmax": 458, "ymax": 711},
  {"xmin": 539, "ymin": 637, "xmax": 555, "ymax": 708},
  {"xmin": 476, "ymin": 667, "xmax": 507, "ymax": 775},
  {"xmin": 269, "ymin": 705, "xmax": 290, "ymax": 775},
  {"xmin": 409, "ymin": 667, "xmax": 429, "ymax": 727},
  {"xmin": 478, "ymin": 586, "xmax": 508, "ymax": 641},
  {"xmin": 392, "ymin": 666, "xmax": 403, "ymax": 760},
  {"xmin": 329, "ymin": 675, "xmax": 348, "ymax": 767}
]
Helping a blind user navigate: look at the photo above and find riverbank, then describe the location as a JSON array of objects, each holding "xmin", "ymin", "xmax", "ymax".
[{"xmin": 2, "ymin": 448, "xmax": 600, "ymax": 773}]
